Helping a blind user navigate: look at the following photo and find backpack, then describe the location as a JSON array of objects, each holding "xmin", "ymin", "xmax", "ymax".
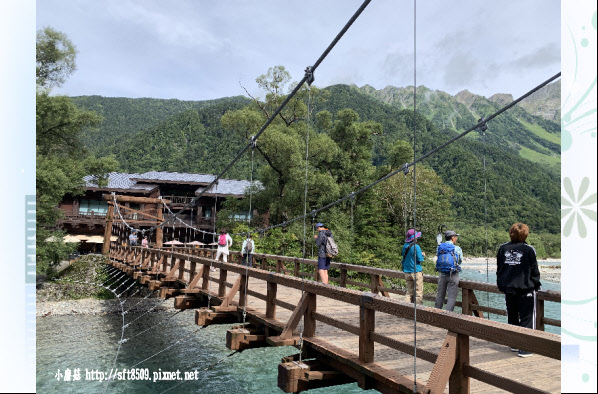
[
  {"xmin": 325, "ymin": 235, "xmax": 338, "ymax": 258},
  {"xmin": 218, "ymin": 234, "xmax": 227, "ymax": 246},
  {"xmin": 436, "ymin": 243, "xmax": 459, "ymax": 273},
  {"xmin": 244, "ymin": 239, "xmax": 253, "ymax": 254}
]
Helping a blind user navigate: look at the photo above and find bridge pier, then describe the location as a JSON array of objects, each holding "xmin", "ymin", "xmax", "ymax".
[
  {"xmin": 195, "ymin": 307, "xmax": 239, "ymax": 326},
  {"xmin": 226, "ymin": 324, "xmax": 267, "ymax": 351},
  {"xmin": 278, "ymin": 359, "xmax": 355, "ymax": 393}
]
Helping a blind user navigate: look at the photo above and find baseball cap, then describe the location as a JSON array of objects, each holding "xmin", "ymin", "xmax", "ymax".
[
  {"xmin": 445, "ymin": 230, "xmax": 460, "ymax": 238},
  {"xmin": 316, "ymin": 222, "xmax": 324, "ymax": 228}
]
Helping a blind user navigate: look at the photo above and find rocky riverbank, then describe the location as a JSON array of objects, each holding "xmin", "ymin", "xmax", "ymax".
[{"xmin": 36, "ymin": 297, "xmax": 177, "ymax": 317}]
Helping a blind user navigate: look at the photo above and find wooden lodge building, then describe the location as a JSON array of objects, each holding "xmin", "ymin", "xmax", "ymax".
[{"xmin": 57, "ymin": 171, "xmax": 258, "ymax": 250}]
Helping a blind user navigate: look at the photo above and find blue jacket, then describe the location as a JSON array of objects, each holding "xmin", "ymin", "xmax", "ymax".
[{"xmin": 402, "ymin": 242, "xmax": 424, "ymax": 273}]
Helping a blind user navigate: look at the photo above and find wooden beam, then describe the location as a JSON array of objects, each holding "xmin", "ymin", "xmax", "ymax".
[
  {"xmin": 279, "ymin": 293, "xmax": 309, "ymax": 340},
  {"xmin": 449, "ymin": 333, "xmax": 469, "ymax": 394},
  {"xmin": 427, "ymin": 331, "xmax": 458, "ymax": 394},
  {"xmin": 359, "ymin": 302, "xmax": 375, "ymax": 363},
  {"xmin": 103, "ymin": 194, "xmax": 171, "ymax": 204},
  {"xmin": 102, "ymin": 203, "xmax": 114, "ymax": 255},
  {"xmin": 463, "ymin": 364, "xmax": 550, "ymax": 394},
  {"xmin": 109, "ymin": 202, "xmax": 164, "ymax": 221}
]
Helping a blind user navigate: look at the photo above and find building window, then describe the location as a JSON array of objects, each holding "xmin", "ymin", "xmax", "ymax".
[
  {"xmin": 230, "ymin": 211, "xmax": 251, "ymax": 221},
  {"xmin": 204, "ymin": 206, "xmax": 212, "ymax": 218},
  {"xmin": 79, "ymin": 199, "xmax": 108, "ymax": 215}
]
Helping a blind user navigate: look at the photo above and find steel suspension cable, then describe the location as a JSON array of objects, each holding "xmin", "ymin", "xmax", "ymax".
[
  {"xmin": 412, "ymin": 0, "xmax": 418, "ymax": 390},
  {"xmin": 140, "ymin": 0, "xmax": 372, "ymax": 234},
  {"xmin": 483, "ymin": 127, "xmax": 491, "ymax": 319},
  {"xmin": 247, "ymin": 72, "xmax": 561, "ymax": 238}
]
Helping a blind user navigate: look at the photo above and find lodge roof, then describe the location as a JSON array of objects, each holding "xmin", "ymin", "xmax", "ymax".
[
  {"xmin": 83, "ymin": 173, "xmax": 158, "ymax": 193},
  {"xmin": 83, "ymin": 171, "xmax": 260, "ymax": 197}
]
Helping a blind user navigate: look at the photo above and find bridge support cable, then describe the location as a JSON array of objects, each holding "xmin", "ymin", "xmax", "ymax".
[
  {"xmin": 104, "ymin": 326, "xmax": 206, "ymax": 389},
  {"xmin": 158, "ymin": 349, "xmax": 243, "ymax": 394},
  {"xmin": 245, "ymin": 72, "xmax": 561, "ymax": 238},
  {"xmin": 135, "ymin": 0, "xmax": 373, "ymax": 234},
  {"xmin": 480, "ymin": 118, "xmax": 492, "ymax": 320},
  {"xmin": 411, "ymin": 0, "xmax": 418, "ymax": 389},
  {"xmin": 299, "ymin": 75, "xmax": 315, "ymax": 364}
]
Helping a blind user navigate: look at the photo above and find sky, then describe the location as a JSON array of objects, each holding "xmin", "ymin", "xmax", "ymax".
[{"xmin": 36, "ymin": 0, "xmax": 561, "ymax": 102}]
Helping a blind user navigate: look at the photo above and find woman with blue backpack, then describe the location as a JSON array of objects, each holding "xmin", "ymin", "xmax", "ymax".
[{"xmin": 434, "ymin": 230, "xmax": 463, "ymax": 311}]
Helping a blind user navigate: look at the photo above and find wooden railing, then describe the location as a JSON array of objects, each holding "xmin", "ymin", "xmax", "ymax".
[
  {"xmin": 110, "ymin": 245, "xmax": 561, "ymax": 393},
  {"xmin": 155, "ymin": 246, "xmax": 561, "ymax": 330}
]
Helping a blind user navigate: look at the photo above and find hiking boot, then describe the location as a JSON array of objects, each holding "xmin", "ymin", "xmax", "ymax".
[{"xmin": 517, "ymin": 350, "xmax": 533, "ymax": 358}]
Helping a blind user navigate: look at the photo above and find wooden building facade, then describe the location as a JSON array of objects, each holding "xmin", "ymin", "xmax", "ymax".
[{"xmin": 57, "ymin": 171, "xmax": 257, "ymax": 249}]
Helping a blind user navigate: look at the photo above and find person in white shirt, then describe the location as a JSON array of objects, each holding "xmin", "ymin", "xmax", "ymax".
[
  {"xmin": 241, "ymin": 234, "xmax": 255, "ymax": 267},
  {"xmin": 215, "ymin": 229, "xmax": 233, "ymax": 263}
]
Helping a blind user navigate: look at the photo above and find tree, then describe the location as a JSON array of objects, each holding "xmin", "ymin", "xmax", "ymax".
[
  {"xmin": 36, "ymin": 27, "xmax": 118, "ymax": 275},
  {"xmin": 36, "ymin": 26, "xmax": 77, "ymax": 89}
]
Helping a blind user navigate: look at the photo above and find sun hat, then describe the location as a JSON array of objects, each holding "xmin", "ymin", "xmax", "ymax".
[{"xmin": 405, "ymin": 228, "xmax": 421, "ymax": 242}]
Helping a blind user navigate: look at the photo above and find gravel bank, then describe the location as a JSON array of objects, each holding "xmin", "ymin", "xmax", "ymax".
[{"xmin": 36, "ymin": 298, "xmax": 177, "ymax": 317}]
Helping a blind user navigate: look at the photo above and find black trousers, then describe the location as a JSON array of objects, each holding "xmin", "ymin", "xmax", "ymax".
[
  {"xmin": 241, "ymin": 254, "xmax": 253, "ymax": 268},
  {"xmin": 505, "ymin": 291, "xmax": 536, "ymax": 329}
]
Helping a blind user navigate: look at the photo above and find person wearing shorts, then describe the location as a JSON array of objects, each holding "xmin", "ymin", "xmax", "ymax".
[{"xmin": 314, "ymin": 223, "xmax": 333, "ymax": 284}]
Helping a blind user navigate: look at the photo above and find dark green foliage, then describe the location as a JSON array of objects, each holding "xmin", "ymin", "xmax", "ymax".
[
  {"xmin": 72, "ymin": 95, "xmax": 252, "ymax": 157},
  {"xmin": 65, "ymin": 69, "xmax": 560, "ymax": 258}
]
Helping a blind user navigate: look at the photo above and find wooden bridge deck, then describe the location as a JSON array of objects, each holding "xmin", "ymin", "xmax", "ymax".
[
  {"xmin": 223, "ymin": 271, "xmax": 560, "ymax": 393},
  {"xmin": 108, "ymin": 246, "xmax": 561, "ymax": 393}
]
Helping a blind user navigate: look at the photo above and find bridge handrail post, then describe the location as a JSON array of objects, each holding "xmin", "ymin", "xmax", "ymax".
[
  {"xmin": 448, "ymin": 332, "xmax": 470, "ymax": 394},
  {"xmin": 266, "ymin": 280, "xmax": 277, "ymax": 319},
  {"xmin": 218, "ymin": 267, "xmax": 228, "ymax": 297},
  {"xmin": 340, "ymin": 266, "xmax": 347, "ymax": 288},
  {"xmin": 239, "ymin": 274, "xmax": 248, "ymax": 307},
  {"xmin": 370, "ymin": 274, "xmax": 380, "ymax": 294},
  {"xmin": 536, "ymin": 298, "xmax": 545, "ymax": 331},
  {"xmin": 359, "ymin": 293, "xmax": 375, "ymax": 363},
  {"xmin": 201, "ymin": 261, "xmax": 210, "ymax": 291},
  {"xmin": 461, "ymin": 288, "xmax": 471, "ymax": 316},
  {"xmin": 261, "ymin": 257, "xmax": 267, "ymax": 270},
  {"xmin": 303, "ymin": 292, "xmax": 317, "ymax": 338}
]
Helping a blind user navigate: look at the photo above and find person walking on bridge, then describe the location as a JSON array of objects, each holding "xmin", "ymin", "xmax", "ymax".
[
  {"xmin": 434, "ymin": 230, "xmax": 462, "ymax": 311},
  {"xmin": 241, "ymin": 234, "xmax": 255, "ymax": 268},
  {"xmin": 402, "ymin": 229, "xmax": 425, "ymax": 304},
  {"xmin": 314, "ymin": 223, "xmax": 333, "ymax": 285},
  {"xmin": 215, "ymin": 229, "xmax": 233, "ymax": 263},
  {"xmin": 497, "ymin": 222, "xmax": 541, "ymax": 358}
]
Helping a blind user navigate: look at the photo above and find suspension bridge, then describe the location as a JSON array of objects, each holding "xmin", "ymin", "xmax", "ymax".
[
  {"xmin": 52, "ymin": 0, "xmax": 563, "ymax": 392},
  {"xmin": 99, "ymin": 245, "xmax": 561, "ymax": 393}
]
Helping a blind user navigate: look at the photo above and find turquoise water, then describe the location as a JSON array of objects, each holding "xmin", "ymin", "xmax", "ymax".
[
  {"xmin": 452, "ymin": 268, "xmax": 561, "ymax": 335},
  {"xmin": 37, "ymin": 311, "xmax": 376, "ymax": 393}
]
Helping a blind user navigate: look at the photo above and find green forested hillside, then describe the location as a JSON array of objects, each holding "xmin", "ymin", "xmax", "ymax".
[
  {"xmin": 356, "ymin": 83, "xmax": 561, "ymax": 173},
  {"xmin": 319, "ymin": 85, "xmax": 560, "ymax": 233},
  {"xmin": 70, "ymin": 81, "xmax": 560, "ymax": 238},
  {"xmin": 72, "ymin": 95, "xmax": 252, "ymax": 156}
]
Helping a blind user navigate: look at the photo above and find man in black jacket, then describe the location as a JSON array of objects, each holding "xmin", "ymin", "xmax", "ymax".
[{"xmin": 497, "ymin": 222, "xmax": 541, "ymax": 358}]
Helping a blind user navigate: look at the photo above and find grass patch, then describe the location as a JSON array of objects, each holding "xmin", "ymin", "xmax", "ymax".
[
  {"xmin": 518, "ymin": 145, "xmax": 560, "ymax": 173},
  {"xmin": 520, "ymin": 119, "xmax": 561, "ymax": 145}
]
